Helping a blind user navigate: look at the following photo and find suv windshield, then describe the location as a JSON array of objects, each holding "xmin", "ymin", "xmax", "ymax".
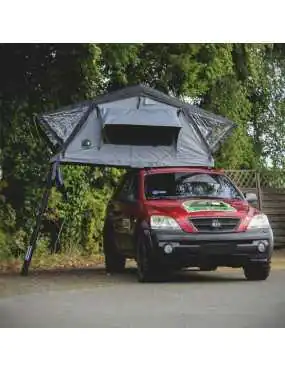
[{"xmin": 144, "ymin": 172, "xmax": 243, "ymax": 200}]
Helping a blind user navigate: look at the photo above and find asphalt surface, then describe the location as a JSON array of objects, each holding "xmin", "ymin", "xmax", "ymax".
[{"xmin": 1, "ymin": 266, "xmax": 285, "ymax": 328}]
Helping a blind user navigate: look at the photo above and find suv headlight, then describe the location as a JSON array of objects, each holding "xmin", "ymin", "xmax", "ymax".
[
  {"xmin": 247, "ymin": 214, "xmax": 270, "ymax": 230},
  {"xmin": 150, "ymin": 215, "xmax": 181, "ymax": 230}
]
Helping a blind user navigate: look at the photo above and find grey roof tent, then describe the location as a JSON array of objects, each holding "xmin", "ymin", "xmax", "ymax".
[
  {"xmin": 21, "ymin": 85, "xmax": 236, "ymax": 276},
  {"xmin": 39, "ymin": 85, "xmax": 236, "ymax": 168}
]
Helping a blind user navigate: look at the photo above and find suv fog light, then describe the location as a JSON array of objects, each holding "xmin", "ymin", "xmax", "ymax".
[
  {"xmin": 164, "ymin": 244, "xmax": 173, "ymax": 254},
  {"xmin": 257, "ymin": 242, "xmax": 266, "ymax": 253}
]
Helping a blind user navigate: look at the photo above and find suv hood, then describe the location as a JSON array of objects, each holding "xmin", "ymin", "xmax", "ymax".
[{"xmin": 145, "ymin": 197, "xmax": 253, "ymax": 218}]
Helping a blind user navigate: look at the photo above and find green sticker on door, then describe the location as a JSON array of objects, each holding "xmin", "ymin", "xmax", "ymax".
[{"xmin": 182, "ymin": 200, "xmax": 236, "ymax": 213}]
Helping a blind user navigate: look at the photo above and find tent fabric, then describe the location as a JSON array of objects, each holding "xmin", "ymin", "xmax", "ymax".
[
  {"xmin": 37, "ymin": 85, "xmax": 236, "ymax": 168},
  {"xmin": 101, "ymin": 107, "xmax": 182, "ymax": 128}
]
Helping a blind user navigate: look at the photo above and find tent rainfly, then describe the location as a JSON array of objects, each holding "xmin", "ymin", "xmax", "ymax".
[{"xmin": 21, "ymin": 85, "xmax": 237, "ymax": 275}]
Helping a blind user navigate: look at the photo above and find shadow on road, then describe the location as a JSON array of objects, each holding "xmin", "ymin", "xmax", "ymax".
[
  {"xmin": 1, "ymin": 265, "xmax": 245, "ymax": 283},
  {"xmin": 114, "ymin": 267, "xmax": 245, "ymax": 284}
]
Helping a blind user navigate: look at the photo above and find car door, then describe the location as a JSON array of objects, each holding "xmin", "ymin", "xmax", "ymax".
[{"xmin": 108, "ymin": 172, "xmax": 140, "ymax": 257}]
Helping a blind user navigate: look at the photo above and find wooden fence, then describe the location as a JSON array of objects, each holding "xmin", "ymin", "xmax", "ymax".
[{"xmin": 225, "ymin": 170, "xmax": 285, "ymax": 248}]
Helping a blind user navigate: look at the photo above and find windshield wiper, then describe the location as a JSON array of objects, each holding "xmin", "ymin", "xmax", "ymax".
[
  {"xmin": 175, "ymin": 195, "xmax": 218, "ymax": 199},
  {"xmin": 175, "ymin": 195, "xmax": 243, "ymax": 200},
  {"xmin": 147, "ymin": 195, "xmax": 177, "ymax": 200},
  {"xmin": 147, "ymin": 195, "xmax": 243, "ymax": 201}
]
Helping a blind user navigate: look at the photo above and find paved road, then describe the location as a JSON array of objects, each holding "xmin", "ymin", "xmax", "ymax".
[{"xmin": 1, "ymin": 267, "xmax": 285, "ymax": 327}]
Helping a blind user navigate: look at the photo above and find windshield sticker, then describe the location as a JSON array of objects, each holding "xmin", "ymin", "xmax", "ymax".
[{"xmin": 183, "ymin": 200, "xmax": 236, "ymax": 213}]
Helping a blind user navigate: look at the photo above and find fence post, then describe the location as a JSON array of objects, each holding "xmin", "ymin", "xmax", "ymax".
[{"xmin": 256, "ymin": 171, "xmax": 263, "ymax": 211}]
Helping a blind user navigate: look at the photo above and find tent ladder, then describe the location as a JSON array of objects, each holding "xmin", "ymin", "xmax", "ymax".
[{"xmin": 21, "ymin": 163, "xmax": 56, "ymax": 276}]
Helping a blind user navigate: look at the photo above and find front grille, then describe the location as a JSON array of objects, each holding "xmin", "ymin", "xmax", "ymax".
[{"xmin": 189, "ymin": 217, "xmax": 240, "ymax": 233}]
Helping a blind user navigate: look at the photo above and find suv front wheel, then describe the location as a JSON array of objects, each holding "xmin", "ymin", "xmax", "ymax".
[
  {"xmin": 136, "ymin": 231, "xmax": 168, "ymax": 283},
  {"xmin": 243, "ymin": 262, "xmax": 271, "ymax": 281},
  {"xmin": 103, "ymin": 221, "xmax": 126, "ymax": 274},
  {"xmin": 136, "ymin": 231, "xmax": 161, "ymax": 282},
  {"xmin": 137, "ymin": 241, "xmax": 155, "ymax": 283}
]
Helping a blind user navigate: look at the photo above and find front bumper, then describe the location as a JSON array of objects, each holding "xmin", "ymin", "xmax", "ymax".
[{"xmin": 148, "ymin": 228, "xmax": 274, "ymax": 268}]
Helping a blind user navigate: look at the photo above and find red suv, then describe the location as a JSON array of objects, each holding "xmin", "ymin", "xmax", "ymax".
[{"xmin": 103, "ymin": 167, "xmax": 274, "ymax": 282}]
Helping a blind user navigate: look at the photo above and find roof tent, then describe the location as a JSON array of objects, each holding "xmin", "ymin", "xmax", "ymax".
[
  {"xmin": 39, "ymin": 85, "xmax": 236, "ymax": 168},
  {"xmin": 21, "ymin": 85, "xmax": 236, "ymax": 275}
]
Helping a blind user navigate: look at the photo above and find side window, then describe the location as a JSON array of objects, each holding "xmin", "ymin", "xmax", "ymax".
[
  {"xmin": 113, "ymin": 174, "xmax": 130, "ymax": 200},
  {"xmin": 128, "ymin": 174, "xmax": 139, "ymax": 200},
  {"xmin": 116, "ymin": 173, "xmax": 139, "ymax": 201},
  {"xmin": 117, "ymin": 175, "xmax": 133, "ymax": 200}
]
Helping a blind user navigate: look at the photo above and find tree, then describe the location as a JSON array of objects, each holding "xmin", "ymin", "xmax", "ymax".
[
  {"xmin": 99, "ymin": 43, "xmax": 260, "ymax": 168},
  {"xmin": 0, "ymin": 44, "xmax": 104, "ymax": 256}
]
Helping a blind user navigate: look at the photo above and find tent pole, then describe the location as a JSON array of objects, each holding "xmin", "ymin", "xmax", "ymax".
[{"xmin": 21, "ymin": 163, "xmax": 55, "ymax": 276}]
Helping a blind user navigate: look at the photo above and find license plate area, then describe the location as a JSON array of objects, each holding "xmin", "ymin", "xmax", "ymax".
[{"xmin": 202, "ymin": 242, "xmax": 234, "ymax": 254}]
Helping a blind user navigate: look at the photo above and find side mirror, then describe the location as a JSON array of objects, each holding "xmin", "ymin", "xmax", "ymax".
[
  {"xmin": 126, "ymin": 193, "xmax": 136, "ymax": 202},
  {"xmin": 244, "ymin": 192, "xmax": 258, "ymax": 203},
  {"xmin": 110, "ymin": 178, "xmax": 119, "ymax": 188},
  {"xmin": 117, "ymin": 193, "xmax": 136, "ymax": 202}
]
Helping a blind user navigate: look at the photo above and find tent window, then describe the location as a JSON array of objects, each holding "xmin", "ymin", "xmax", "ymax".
[{"xmin": 103, "ymin": 124, "xmax": 180, "ymax": 146}]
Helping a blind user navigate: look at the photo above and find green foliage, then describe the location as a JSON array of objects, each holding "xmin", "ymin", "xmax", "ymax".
[
  {"xmin": 0, "ymin": 230, "xmax": 11, "ymax": 260},
  {"xmin": 0, "ymin": 43, "xmax": 284, "ymax": 261},
  {"xmin": 0, "ymin": 195, "xmax": 27, "ymax": 259}
]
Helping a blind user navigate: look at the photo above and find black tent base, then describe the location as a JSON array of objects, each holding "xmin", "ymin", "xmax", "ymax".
[{"xmin": 21, "ymin": 163, "xmax": 56, "ymax": 276}]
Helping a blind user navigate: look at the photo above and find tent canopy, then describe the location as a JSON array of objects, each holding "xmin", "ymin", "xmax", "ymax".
[{"xmin": 38, "ymin": 85, "xmax": 236, "ymax": 168}]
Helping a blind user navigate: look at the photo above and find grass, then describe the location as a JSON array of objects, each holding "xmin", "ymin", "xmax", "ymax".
[{"xmin": 0, "ymin": 252, "xmax": 105, "ymax": 273}]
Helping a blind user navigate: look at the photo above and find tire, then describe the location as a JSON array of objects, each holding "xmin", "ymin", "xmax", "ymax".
[
  {"xmin": 103, "ymin": 221, "xmax": 126, "ymax": 274},
  {"xmin": 243, "ymin": 262, "xmax": 271, "ymax": 281},
  {"xmin": 136, "ymin": 237, "xmax": 157, "ymax": 283}
]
